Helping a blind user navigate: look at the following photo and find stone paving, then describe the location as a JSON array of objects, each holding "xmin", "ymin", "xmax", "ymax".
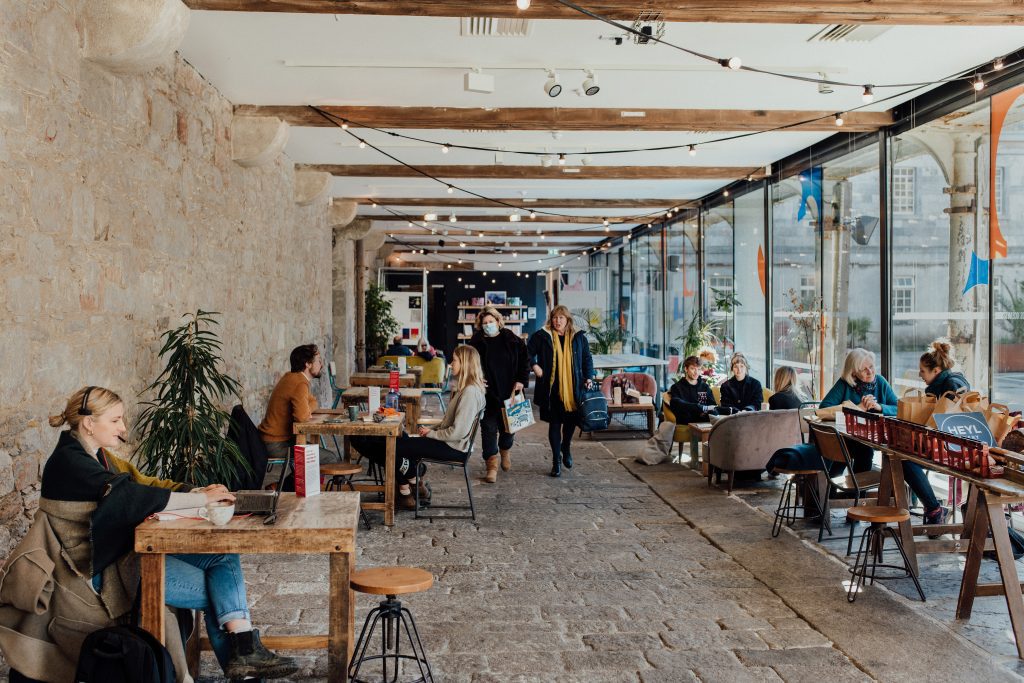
[{"xmin": 187, "ymin": 424, "xmax": 1021, "ymax": 682}]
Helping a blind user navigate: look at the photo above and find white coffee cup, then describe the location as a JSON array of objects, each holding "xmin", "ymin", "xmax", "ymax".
[
  {"xmin": 761, "ymin": 401, "xmax": 770, "ymax": 411},
  {"xmin": 199, "ymin": 501, "xmax": 234, "ymax": 526}
]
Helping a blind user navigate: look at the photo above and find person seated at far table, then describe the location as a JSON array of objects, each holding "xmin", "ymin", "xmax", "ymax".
[
  {"xmin": 668, "ymin": 355, "xmax": 717, "ymax": 424},
  {"xmin": 385, "ymin": 335, "xmax": 413, "ymax": 356},
  {"xmin": 912, "ymin": 340, "xmax": 971, "ymax": 529},
  {"xmin": 819, "ymin": 347, "xmax": 897, "ymax": 474},
  {"xmin": 258, "ymin": 344, "xmax": 338, "ymax": 470},
  {"xmin": 719, "ymin": 352, "xmax": 763, "ymax": 414},
  {"xmin": 415, "ymin": 336, "xmax": 445, "ymax": 362},
  {"xmin": 769, "ymin": 366, "xmax": 806, "ymax": 410},
  {"xmin": 350, "ymin": 344, "xmax": 486, "ymax": 510}
]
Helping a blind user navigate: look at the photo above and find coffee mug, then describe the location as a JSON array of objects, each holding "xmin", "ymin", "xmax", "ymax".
[
  {"xmin": 348, "ymin": 406, "xmax": 359, "ymax": 421},
  {"xmin": 761, "ymin": 401, "xmax": 770, "ymax": 411},
  {"xmin": 199, "ymin": 501, "xmax": 234, "ymax": 526}
]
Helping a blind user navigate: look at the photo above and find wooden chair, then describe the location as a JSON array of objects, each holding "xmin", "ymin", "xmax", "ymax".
[
  {"xmin": 414, "ymin": 409, "xmax": 485, "ymax": 520},
  {"xmin": 349, "ymin": 567, "xmax": 435, "ymax": 682},
  {"xmin": 807, "ymin": 421, "xmax": 881, "ymax": 553},
  {"xmin": 846, "ymin": 505, "xmax": 924, "ymax": 603},
  {"xmin": 660, "ymin": 391, "xmax": 692, "ymax": 461}
]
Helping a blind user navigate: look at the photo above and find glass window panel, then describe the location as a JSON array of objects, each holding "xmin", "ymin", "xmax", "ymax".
[
  {"xmin": 734, "ymin": 187, "xmax": 767, "ymax": 382},
  {"xmin": 704, "ymin": 205, "xmax": 735, "ymax": 363}
]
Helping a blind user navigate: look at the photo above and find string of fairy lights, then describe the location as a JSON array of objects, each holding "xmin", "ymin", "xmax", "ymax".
[{"xmin": 310, "ymin": 0, "xmax": 1021, "ymax": 270}]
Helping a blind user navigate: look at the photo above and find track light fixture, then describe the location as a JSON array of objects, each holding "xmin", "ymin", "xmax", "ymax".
[
  {"xmin": 834, "ymin": 113, "xmax": 844, "ymax": 127},
  {"xmin": 861, "ymin": 85, "xmax": 874, "ymax": 104},
  {"xmin": 543, "ymin": 70, "xmax": 562, "ymax": 98},
  {"xmin": 581, "ymin": 70, "xmax": 600, "ymax": 96}
]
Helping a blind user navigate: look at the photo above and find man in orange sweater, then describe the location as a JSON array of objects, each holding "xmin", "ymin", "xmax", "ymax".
[{"xmin": 258, "ymin": 344, "xmax": 338, "ymax": 465}]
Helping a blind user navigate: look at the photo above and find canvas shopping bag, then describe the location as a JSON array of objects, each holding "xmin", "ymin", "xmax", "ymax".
[
  {"xmin": 985, "ymin": 403, "xmax": 1017, "ymax": 446},
  {"xmin": 898, "ymin": 388, "xmax": 937, "ymax": 425},
  {"xmin": 502, "ymin": 392, "xmax": 536, "ymax": 434}
]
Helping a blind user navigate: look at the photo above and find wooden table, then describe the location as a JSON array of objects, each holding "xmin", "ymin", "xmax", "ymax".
[
  {"xmin": 349, "ymin": 372, "xmax": 417, "ymax": 388},
  {"xmin": 369, "ymin": 365, "xmax": 423, "ymax": 386},
  {"xmin": 605, "ymin": 402, "xmax": 656, "ymax": 437},
  {"xmin": 340, "ymin": 387, "xmax": 423, "ymax": 432},
  {"xmin": 136, "ymin": 493, "xmax": 360, "ymax": 681},
  {"xmin": 296, "ymin": 411, "xmax": 404, "ymax": 527},
  {"xmin": 847, "ymin": 433, "xmax": 1024, "ymax": 658},
  {"xmin": 687, "ymin": 422, "xmax": 714, "ymax": 472},
  {"xmin": 592, "ymin": 353, "xmax": 671, "ymax": 387}
]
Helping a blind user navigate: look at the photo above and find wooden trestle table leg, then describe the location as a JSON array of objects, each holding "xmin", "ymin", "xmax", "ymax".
[{"xmin": 139, "ymin": 553, "xmax": 166, "ymax": 643}]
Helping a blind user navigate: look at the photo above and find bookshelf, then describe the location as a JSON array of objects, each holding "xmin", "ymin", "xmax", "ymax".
[{"xmin": 456, "ymin": 304, "xmax": 530, "ymax": 341}]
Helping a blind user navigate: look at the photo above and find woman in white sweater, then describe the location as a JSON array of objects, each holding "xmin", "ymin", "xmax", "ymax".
[{"xmin": 352, "ymin": 344, "xmax": 486, "ymax": 510}]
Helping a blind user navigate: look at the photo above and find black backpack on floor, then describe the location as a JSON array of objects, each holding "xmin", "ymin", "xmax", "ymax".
[{"xmin": 75, "ymin": 624, "xmax": 176, "ymax": 683}]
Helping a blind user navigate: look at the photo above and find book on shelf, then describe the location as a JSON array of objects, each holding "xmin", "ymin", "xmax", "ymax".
[
  {"xmin": 466, "ymin": 312, "xmax": 476, "ymax": 321},
  {"xmin": 463, "ymin": 324, "xmax": 473, "ymax": 336},
  {"xmin": 471, "ymin": 297, "xmax": 486, "ymax": 306}
]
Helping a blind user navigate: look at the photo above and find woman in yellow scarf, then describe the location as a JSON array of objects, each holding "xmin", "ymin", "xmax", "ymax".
[{"xmin": 527, "ymin": 305, "xmax": 596, "ymax": 477}]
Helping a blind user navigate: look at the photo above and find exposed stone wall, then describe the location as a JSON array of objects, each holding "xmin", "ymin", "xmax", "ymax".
[{"xmin": 0, "ymin": 2, "xmax": 332, "ymax": 556}]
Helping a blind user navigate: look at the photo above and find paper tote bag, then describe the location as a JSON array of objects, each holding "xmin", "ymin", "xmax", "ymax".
[
  {"xmin": 579, "ymin": 387, "xmax": 610, "ymax": 433},
  {"xmin": 986, "ymin": 403, "xmax": 1017, "ymax": 446},
  {"xmin": 898, "ymin": 388, "xmax": 937, "ymax": 425},
  {"xmin": 502, "ymin": 392, "xmax": 536, "ymax": 434}
]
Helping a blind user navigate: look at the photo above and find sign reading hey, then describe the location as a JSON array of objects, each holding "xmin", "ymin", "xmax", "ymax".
[{"xmin": 933, "ymin": 412, "xmax": 995, "ymax": 447}]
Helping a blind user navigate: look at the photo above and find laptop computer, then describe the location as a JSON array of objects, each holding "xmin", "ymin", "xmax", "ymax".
[{"xmin": 233, "ymin": 455, "xmax": 291, "ymax": 516}]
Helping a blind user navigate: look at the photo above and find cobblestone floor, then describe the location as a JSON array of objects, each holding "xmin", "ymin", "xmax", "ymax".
[{"xmin": 187, "ymin": 420, "xmax": 1015, "ymax": 682}]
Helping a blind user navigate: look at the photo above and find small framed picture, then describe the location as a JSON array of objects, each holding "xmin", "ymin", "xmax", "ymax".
[{"xmin": 485, "ymin": 291, "xmax": 507, "ymax": 305}]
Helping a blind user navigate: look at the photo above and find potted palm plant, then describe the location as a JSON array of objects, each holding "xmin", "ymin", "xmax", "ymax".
[
  {"xmin": 576, "ymin": 309, "xmax": 632, "ymax": 354},
  {"xmin": 365, "ymin": 284, "xmax": 400, "ymax": 366},
  {"xmin": 134, "ymin": 310, "xmax": 247, "ymax": 486}
]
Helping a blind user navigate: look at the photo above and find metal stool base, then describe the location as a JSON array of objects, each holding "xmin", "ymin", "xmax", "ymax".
[
  {"xmin": 847, "ymin": 523, "xmax": 925, "ymax": 603},
  {"xmin": 350, "ymin": 596, "xmax": 434, "ymax": 683},
  {"xmin": 771, "ymin": 474, "xmax": 821, "ymax": 538}
]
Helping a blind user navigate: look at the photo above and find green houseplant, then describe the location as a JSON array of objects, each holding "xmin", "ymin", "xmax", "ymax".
[
  {"xmin": 135, "ymin": 310, "xmax": 246, "ymax": 486},
  {"xmin": 365, "ymin": 283, "xmax": 400, "ymax": 365},
  {"xmin": 678, "ymin": 312, "xmax": 720, "ymax": 359},
  {"xmin": 576, "ymin": 308, "xmax": 632, "ymax": 354}
]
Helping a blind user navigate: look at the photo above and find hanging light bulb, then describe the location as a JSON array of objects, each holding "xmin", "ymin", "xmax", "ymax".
[
  {"xmin": 540, "ymin": 234, "xmax": 545, "ymax": 240},
  {"xmin": 449, "ymin": 214, "xmax": 458, "ymax": 223},
  {"xmin": 719, "ymin": 56, "xmax": 742, "ymax": 70},
  {"xmin": 408, "ymin": 222, "xmax": 413, "ymax": 228},
  {"xmin": 371, "ymin": 202, "xmax": 378, "ymax": 208},
  {"xmin": 341, "ymin": 121, "xmax": 349, "ymax": 130},
  {"xmin": 479, "ymin": 231, "xmax": 484, "ymax": 238},
  {"xmin": 688, "ymin": 145, "xmax": 697, "ymax": 157},
  {"xmin": 447, "ymin": 185, "xmax": 454, "ymax": 194},
  {"xmin": 457, "ymin": 259, "xmax": 463, "ymax": 264},
  {"xmin": 834, "ymin": 112, "xmax": 844, "ymax": 127},
  {"xmin": 459, "ymin": 242, "xmax": 467, "ymax": 248},
  {"xmin": 973, "ymin": 74, "xmax": 985, "ymax": 91},
  {"xmin": 513, "ymin": 251, "xmax": 518, "ymax": 258},
  {"xmin": 509, "ymin": 213, "xmax": 521, "ymax": 222},
  {"xmin": 723, "ymin": 189, "xmax": 730, "ymax": 197},
  {"xmin": 358, "ymin": 139, "xmax": 367, "ymax": 149},
  {"xmin": 441, "ymin": 144, "xmax": 450, "ymax": 154},
  {"xmin": 994, "ymin": 57, "xmax": 1006, "ymax": 70},
  {"xmin": 424, "ymin": 213, "xmax": 437, "ymax": 222},
  {"xmin": 516, "ymin": 0, "xmax": 530, "ymax": 9},
  {"xmin": 530, "ymin": 211, "xmax": 537, "ymax": 219},
  {"xmin": 558, "ymin": 153, "xmax": 566, "ymax": 165},
  {"xmin": 861, "ymin": 85, "xmax": 874, "ymax": 104},
  {"xmin": 603, "ymin": 218, "xmax": 609, "ymax": 226}
]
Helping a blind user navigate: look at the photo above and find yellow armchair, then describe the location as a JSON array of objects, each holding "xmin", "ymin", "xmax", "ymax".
[
  {"xmin": 661, "ymin": 391, "xmax": 691, "ymax": 460},
  {"xmin": 415, "ymin": 357, "xmax": 446, "ymax": 386},
  {"xmin": 711, "ymin": 384, "xmax": 774, "ymax": 407}
]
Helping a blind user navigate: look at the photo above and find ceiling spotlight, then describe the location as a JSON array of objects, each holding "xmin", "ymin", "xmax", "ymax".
[
  {"xmin": 834, "ymin": 112, "xmax": 844, "ymax": 127},
  {"xmin": 457, "ymin": 259, "xmax": 463, "ymax": 264},
  {"xmin": 994, "ymin": 57, "xmax": 1005, "ymax": 71},
  {"xmin": 817, "ymin": 73, "xmax": 834, "ymax": 95},
  {"xmin": 441, "ymin": 144, "xmax": 450, "ymax": 154},
  {"xmin": 516, "ymin": 0, "xmax": 531, "ymax": 9},
  {"xmin": 688, "ymin": 144, "xmax": 697, "ymax": 157},
  {"xmin": 482, "ymin": 271, "xmax": 487, "ymax": 276},
  {"xmin": 447, "ymin": 185, "xmax": 454, "ymax": 194},
  {"xmin": 459, "ymin": 241, "xmax": 467, "ymax": 248},
  {"xmin": 723, "ymin": 189, "xmax": 730, "ymax": 197},
  {"xmin": 861, "ymin": 85, "xmax": 874, "ymax": 104},
  {"xmin": 582, "ymin": 70, "xmax": 600, "ymax": 96},
  {"xmin": 358, "ymin": 140, "xmax": 367, "ymax": 149},
  {"xmin": 544, "ymin": 70, "xmax": 562, "ymax": 98},
  {"xmin": 466, "ymin": 229, "xmax": 472, "ymax": 235},
  {"xmin": 720, "ymin": 56, "xmax": 742, "ymax": 70},
  {"xmin": 479, "ymin": 232, "xmax": 484, "ymax": 237},
  {"xmin": 517, "ymin": 271, "xmax": 522, "ymax": 276},
  {"xmin": 449, "ymin": 214, "xmax": 458, "ymax": 223},
  {"xmin": 603, "ymin": 218, "xmax": 610, "ymax": 226},
  {"xmin": 558, "ymin": 153, "xmax": 567, "ymax": 165},
  {"xmin": 537, "ymin": 259, "xmax": 542, "ymax": 264},
  {"xmin": 371, "ymin": 202, "xmax": 378, "ymax": 208},
  {"xmin": 443, "ymin": 229, "xmax": 449, "ymax": 236},
  {"xmin": 424, "ymin": 213, "xmax": 437, "ymax": 222},
  {"xmin": 973, "ymin": 75, "xmax": 985, "ymax": 91},
  {"xmin": 540, "ymin": 234, "xmax": 545, "ymax": 240},
  {"xmin": 447, "ymin": 264, "xmax": 452, "ymax": 269},
  {"xmin": 407, "ymin": 222, "xmax": 413, "ymax": 228},
  {"xmin": 604, "ymin": 225, "xmax": 610, "ymax": 233},
  {"xmin": 509, "ymin": 213, "xmax": 521, "ymax": 222}
]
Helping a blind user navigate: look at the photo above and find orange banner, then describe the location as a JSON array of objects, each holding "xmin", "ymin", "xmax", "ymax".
[{"xmin": 990, "ymin": 85, "xmax": 1024, "ymax": 259}]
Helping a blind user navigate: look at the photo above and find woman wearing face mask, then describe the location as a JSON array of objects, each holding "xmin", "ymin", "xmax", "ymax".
[
  {"xmin": 0, "ymin": 386, "xmax": 298, "ymax": 682},
  {"xmin": 527, "ymin": 305, "xmax": 596, "ymax": 478},
  {"xmin": 470, "ymin": 307, "xmax": 529, "ymax": 484}
]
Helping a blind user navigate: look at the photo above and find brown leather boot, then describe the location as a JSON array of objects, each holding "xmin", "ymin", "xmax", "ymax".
[
  {"xmin": 485, "ymin": 456, "xmax": 499, "ymax": 483},
  {"xmin": 500, "ymin": 449, "xmax": 512, "ymax": 472}
]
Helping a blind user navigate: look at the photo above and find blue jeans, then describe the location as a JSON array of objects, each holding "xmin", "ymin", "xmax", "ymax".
[
  {"xmin": 902, "ymin": 462, "xmax": 940, "ymax": 511},
  {"xmin": 165, "ymin": 553, "xmax": 250, "ymax": 671}
]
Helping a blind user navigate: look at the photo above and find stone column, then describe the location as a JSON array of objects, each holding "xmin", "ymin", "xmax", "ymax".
[
  {"xmin": 948, "ymin": 133, "xmax": 985, "ymax": 387},
  {"xmin": 354, "ymin": 240, "xmax": 367, "ymax": 372},
  {"xmin": 332, "ymin": 231, "xmax": 356, "ymax": 385}
]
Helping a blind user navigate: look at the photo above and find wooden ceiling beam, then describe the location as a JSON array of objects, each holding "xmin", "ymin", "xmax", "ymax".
[
  {"xmin": 237, "ymin": 105, "xmax": 891, "ymax": 132},
  {"xmin": 303, "ymin": 164, "xmax": 763, "ymax": 180},
  {"xmin": 364, "ymin": 214, "xmax": 651, "ymax": 224},
  {"xmin": 351, "ymin": 198, "xmax": 691, "ymax": 209},
  {"xmin": 187, "ymin": 1, "xmax": 1024, "ymax": 25},
  {"xmin": 381, "ymin": 228, "xmax": 628, "ymax": 237},
  {"xmin": 394, "ymin": 240, "xmax": 598, "ymax": 247}
]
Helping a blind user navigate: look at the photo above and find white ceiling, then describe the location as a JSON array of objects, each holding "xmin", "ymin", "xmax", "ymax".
[{"xmin": 177, "ymin": 10, "xmax": 1024, "ymax": 264}]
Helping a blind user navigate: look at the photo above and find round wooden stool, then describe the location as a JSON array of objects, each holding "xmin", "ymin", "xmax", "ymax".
[
  {"xmin": 322, "ymin": 462, "xmax": 372, "ymax": 530},
  {"xmin": 349, "ymin": 567, "xmax": 435, "ymax": 683},
  {"xmin": 845, "ymin": 506, "xmax": 925, "ymax": 603},
  {"xmin": 770, "ymin": 468, "xmax": 822, "ymax": 538}
]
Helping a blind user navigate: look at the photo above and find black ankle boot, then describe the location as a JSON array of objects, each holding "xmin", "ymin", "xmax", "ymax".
[
  {"xmin": 561, "ymin": 448, "xmax": 573, "ymax": 469},
  {"xmin": 549, "ymin": 451, "xmax": 562, "ymax": 477},
  {"xmin": 225, "ymin": 629, "xmax": 298, "ymax": 680}
]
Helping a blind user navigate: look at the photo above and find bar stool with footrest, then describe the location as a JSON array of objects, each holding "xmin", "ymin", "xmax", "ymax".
[
  {"xmin": 322, "ymin": 462, "xmax": 372, "ymax": 530},
  {"xmin": 349, "ymin": 566, "xmax": 435, "ymax": 683},
  {"xmin": 845, "ymin": 504, "xmax": 925, "ymax": 603},
  {"xmin": 771, "ymin": 468, "xmax": 823, "ymax": 538}
]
